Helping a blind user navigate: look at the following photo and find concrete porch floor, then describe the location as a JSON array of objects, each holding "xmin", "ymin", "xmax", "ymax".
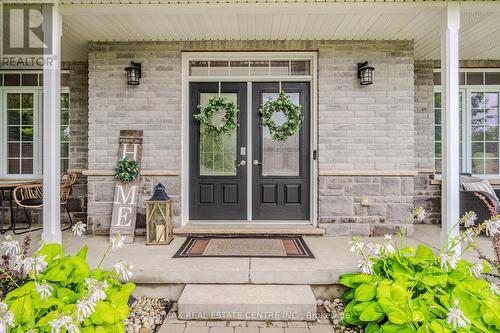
[{"xmin": 1, "ymin": 225, "xmax": 494, "ymax": 299}]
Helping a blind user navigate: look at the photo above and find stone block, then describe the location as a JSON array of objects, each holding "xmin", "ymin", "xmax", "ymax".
[
  {"xmin": 371, "ymin": 224, "xmax": 404, "ymax": 236},
  {"xmin": 346, "ymin": 183, "xmax": 380, "ymax": 196},
  {"xmin": 94, "ymin": 182, "xmax": 115, "ymax": 202},
  {"xmin": 367, "ymin": 204, "xmax": 386, "ymax": 217},
  {"xmin": 386, "ymin": 204, "xmax": 413, "ymax": 223},
  {"xmin": 320, "ymin": 223, "xmax": 351, "ymax": 236},
  {"xmin": 401, "ymin": 177, "xmax": 414, "ymax": 196},
  {"xmin": 319, "ymin": 197, "xmax": 353, "ymax": 216},
  {"xmin": 350, "ymin": 224, "xmax": 371, "ymax": 236},
  {"xmin": 381, "ymin": 177, "xmax": 401, "ymax": 196},
  {"xmin": 354, "ymin": 204, "xmax": 367, "ymax": 216}
]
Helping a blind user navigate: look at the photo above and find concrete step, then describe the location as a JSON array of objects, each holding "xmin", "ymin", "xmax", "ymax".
[{"xmin": 178, "ymin": 284, "xmax": 317, "ymax": 321}]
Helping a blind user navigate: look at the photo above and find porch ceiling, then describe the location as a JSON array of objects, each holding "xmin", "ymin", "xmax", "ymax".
[{"xmin": 59, "ymin": 2, "xmax": 500, "ymax": 62}]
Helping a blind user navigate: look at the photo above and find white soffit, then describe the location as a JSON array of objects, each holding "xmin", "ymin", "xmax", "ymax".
[{"xmin": 59, "ymin": 2, "xmax": 500, "ymax": 61}]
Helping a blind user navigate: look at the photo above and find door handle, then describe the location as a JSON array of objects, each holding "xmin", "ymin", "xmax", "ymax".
[
  {"xmin": 252, "ymin": 160, "xmax": 263, "ymax": 166},
  {"xmin": 235, "ymin": 160, "xmax": 246, "ymax": 167}
]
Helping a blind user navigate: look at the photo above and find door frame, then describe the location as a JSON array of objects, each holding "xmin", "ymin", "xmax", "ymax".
[{"xmin": 181, "ymin": 51, "xmax": 318, "ymax": 226}]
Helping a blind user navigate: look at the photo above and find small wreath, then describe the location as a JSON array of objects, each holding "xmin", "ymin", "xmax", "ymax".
[
  {"xmin": 259, "ymin": 90, "xmax": 303, "ymax": 141},
  {"xmin": 114, "ymin": 158, "xmax": 139, "ymax": 183},
  {"xmin": 193, "ymin": 96, "xmax": 239, "ymax": 143}
]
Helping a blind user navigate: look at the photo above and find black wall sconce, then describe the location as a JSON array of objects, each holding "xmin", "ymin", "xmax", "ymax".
[
  {"xmin": 357, "ymin": 61, "xmax": 375, "ymax": 85},
  {"xmin": 125, "ymin": 62, "xmax": 142, "ymax": 85}
]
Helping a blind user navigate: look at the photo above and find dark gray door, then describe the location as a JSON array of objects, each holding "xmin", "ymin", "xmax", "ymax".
[
  {"xmin": 252, "ymin": 82, "xmax": 310, "ymax": 220},
  {"xmin": 189, "ymin": 82, "xmax": 247, "ymax": 220}
]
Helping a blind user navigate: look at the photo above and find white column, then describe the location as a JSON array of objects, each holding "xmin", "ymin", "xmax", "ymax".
[
  {"xmin": 440, "ymin": 3, "xmax": 460, "ymax": 251},
  {"xmin": 42, "ymin": 4, "xmax": 62, "ymax": 244}
]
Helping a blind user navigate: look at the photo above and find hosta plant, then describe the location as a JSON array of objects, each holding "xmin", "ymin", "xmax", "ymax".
[
  {"xmin": 340, "ymin": 208, "xmax": 500, "ymax": 333},
  {"xmin": 0, "ymin": 223, "xmax": 135, "ymax": 333}
]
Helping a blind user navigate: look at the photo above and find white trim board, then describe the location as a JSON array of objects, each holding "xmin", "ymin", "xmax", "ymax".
[{"xmin": 181, "ymin": 51, "xmax": 318, "ymax": 227}]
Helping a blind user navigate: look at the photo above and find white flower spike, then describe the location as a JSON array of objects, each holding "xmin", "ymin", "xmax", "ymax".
[
  {"xmin": 76, "ymin": 299, "xmax": 96, "ymax": 322},
  {"xmin": 85, "ymin": 278, "xmax": 108, "ymax": 303},
  {"xmin": 460, "ymin": 211, "xmax": 477, "ymax": 228},
  {"xmin": 110, "ymin": 234, "xmax": 126, "ymax": 250},
  {"xmin": 35, "ymin": 282, "xmax": 53, "ymax": 300},
  {"xmin": 468, "ymin": 263, "xmax": 482, "ymax": 278},
  {"xmin": 366, "ymin": 243, "xmax": 382, "ymax": 258},
  {"xmin": 462, "ymin": 228, "xmax": 475, "ymax": 245},
  {"xmin": 446, "ymin": 300, "xmax": 470, "ymax": 329},
  {"xmin": 440, "ymin": 251, "xmax": 460, "ymax": 272},
  {"xmin": 71, "ymin": 221, "xmax": 87, "ymax": 237},
  {"xmin": 348, "ymin": 240, "xmax": 365, "ymax": 255},
  {"xmin": 113, "ymin": 261, "xmax": 134, "ymax": 281},
  {"xmin": 485, "ymin": 219, "xmax": 500, "ymax": 236},
  {"xmin": 22, "ymin": 255, "xmax": 48, "ymax": 277},
  {"xmin": 357, "ymin": 258, "xmax": 373, "ymax": 275},
  {"xmin": 1, "ymin": 235, "xmax": 20, "ymax": 256},
  {"xmin": 49, "ymin": 315, "xmax": 77, "ymax": 333},
  {"xmin": 0, "ymin": 301, "xmax": 14, "ymax": 333}
]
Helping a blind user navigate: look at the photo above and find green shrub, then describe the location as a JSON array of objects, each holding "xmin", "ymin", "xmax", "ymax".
[
  {"xmin": 340, "ymin": 210, "xmax": 500, "ymax": 333},
  {"xmin": 0, "ymin": 229, "xmax": 135, "ymax": 333}
]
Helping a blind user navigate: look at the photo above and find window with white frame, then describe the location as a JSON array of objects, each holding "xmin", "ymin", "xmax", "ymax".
[
  {"xmin": 434, "ymin": 69, "xmax": 500, "ymax": 176},
  {"xmin": 0, "ymin": 72, "xmax": 70, "ymax": 177}
]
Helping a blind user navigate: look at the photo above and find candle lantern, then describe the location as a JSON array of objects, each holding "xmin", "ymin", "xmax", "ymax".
[{"xmin": 145, "ymin": 182, "xmax": 173, "ymax": 245}]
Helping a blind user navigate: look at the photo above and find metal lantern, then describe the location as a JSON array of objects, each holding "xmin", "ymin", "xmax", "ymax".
[
  {"xmin": 357, "ymin": 61, "xmax": 375, "ymax": 85},
  {"xmin": 145, "ymin": 182, "xmax": 173, "ymax": 245},
  {"xmin": 125, "ymin": 62, "xmax": 142, "ymax": 85}
]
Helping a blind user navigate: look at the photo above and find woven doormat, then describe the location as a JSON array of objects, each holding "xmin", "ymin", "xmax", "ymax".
[{"xmin": 174, "ymin": 236, "xmax": 314, "ymax": 258}]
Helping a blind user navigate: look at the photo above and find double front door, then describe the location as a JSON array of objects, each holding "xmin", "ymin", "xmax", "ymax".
[{"xmin": 189, "ymin": 82, "xmax": 310, "ymax": 221}]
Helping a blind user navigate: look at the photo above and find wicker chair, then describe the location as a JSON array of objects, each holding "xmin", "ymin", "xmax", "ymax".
[{"xmin": 12, "ymin": 172, "xmax": 77, "ymax": 234}]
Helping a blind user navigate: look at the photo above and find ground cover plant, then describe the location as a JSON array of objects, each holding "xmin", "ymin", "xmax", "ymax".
[{"xmin": 340, "ymin": 209, "xmax": 500, "ymax": 333}]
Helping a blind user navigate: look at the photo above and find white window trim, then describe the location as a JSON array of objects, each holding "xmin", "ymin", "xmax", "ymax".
[
  {"xmin": 0, "ymin": 86, "xmax": 70, "ymax": 179},
  {"xmin": 434, "ymin": 68, "xmax": 500, "ymax": 178}
]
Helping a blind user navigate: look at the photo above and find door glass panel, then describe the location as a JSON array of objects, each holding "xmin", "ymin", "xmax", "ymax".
[
  {"xmin": 261, "ymin": 92, "xmax": 300, "ymax": 177},
  {"xmin": 199, "ymin": 92, "xmax": 238, "ymax": 176},
  {"xmin": 6, "ymin": 92, "xmax": 34, "ymax": 175}
]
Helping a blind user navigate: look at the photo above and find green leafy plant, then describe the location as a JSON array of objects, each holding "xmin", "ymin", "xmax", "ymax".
[
  {"xmin": 193, "ymin": 96, "xmax": 239, "ymax": 144},
  {"xmin": 340, "ymin": 209, "xmax": 500, "ymax": 333},
  {"xmin": 114, "ymin": 158, "xmax": 139, "ymax": 183},
  {"xmin": 259, "ymin": 90, "xmax": 303, "ymax": 141},
  {"xmin": 0, "ymin": 224, "xmax": 135, "ymax": 332},
  {"xmin": 2, "ymin": 242, "xmax": 134, "ymax": 333}
]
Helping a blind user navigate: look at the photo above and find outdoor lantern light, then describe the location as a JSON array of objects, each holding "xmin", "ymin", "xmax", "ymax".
[
  {"xmin": 145, "ymin": 182, "xmax": 173, "ymax": 245},
  {"xmin": 125, "ymin": 62, "xmax": 141, "ymax": 85},
  {"xmin": 357, "ymin": 61, "xmax": 375, "ymax": 85}
]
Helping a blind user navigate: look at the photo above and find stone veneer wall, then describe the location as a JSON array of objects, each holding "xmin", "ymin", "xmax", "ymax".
[
  {"xmin": 412, "ymin": 59, "xmax": 500, "ymax": 226},
  {"xmin": 64, "ymin": 62, "xmax": 89, "ymax": 223},
  {"xmin": 413, "ymin": 61, "xmax": 441, "ymax": 225},
  {"xmin": 319, "ymin": 176, "xmax": 415, "ymax": 236},
  {"xmin": 30, "ymin": 62, "xmax": 89, "ymax": 224},
  {"xmin": 87, "ymin": 40, "xmax": 415, "ymax": 235}
]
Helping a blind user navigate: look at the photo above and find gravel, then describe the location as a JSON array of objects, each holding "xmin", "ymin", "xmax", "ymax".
[
  {"xmin": 125, "ymin": 296, "xmax": 171, "ymax": 333},
  {"xmin": 317, "ymin": 298, "xmax": 364, "ymax": 333}
]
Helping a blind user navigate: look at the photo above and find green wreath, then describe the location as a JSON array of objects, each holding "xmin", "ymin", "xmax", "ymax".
[
  {"xmin": 259, "ymin": 90, "xmax": 303, "ymax": 141},
  {"xmin": 114, "ymin": 158, "xmax": 139, "ymax": 183},
  {"xmin": 194, "ymin": 96, "xmax": 239, "ymax": 143}
]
